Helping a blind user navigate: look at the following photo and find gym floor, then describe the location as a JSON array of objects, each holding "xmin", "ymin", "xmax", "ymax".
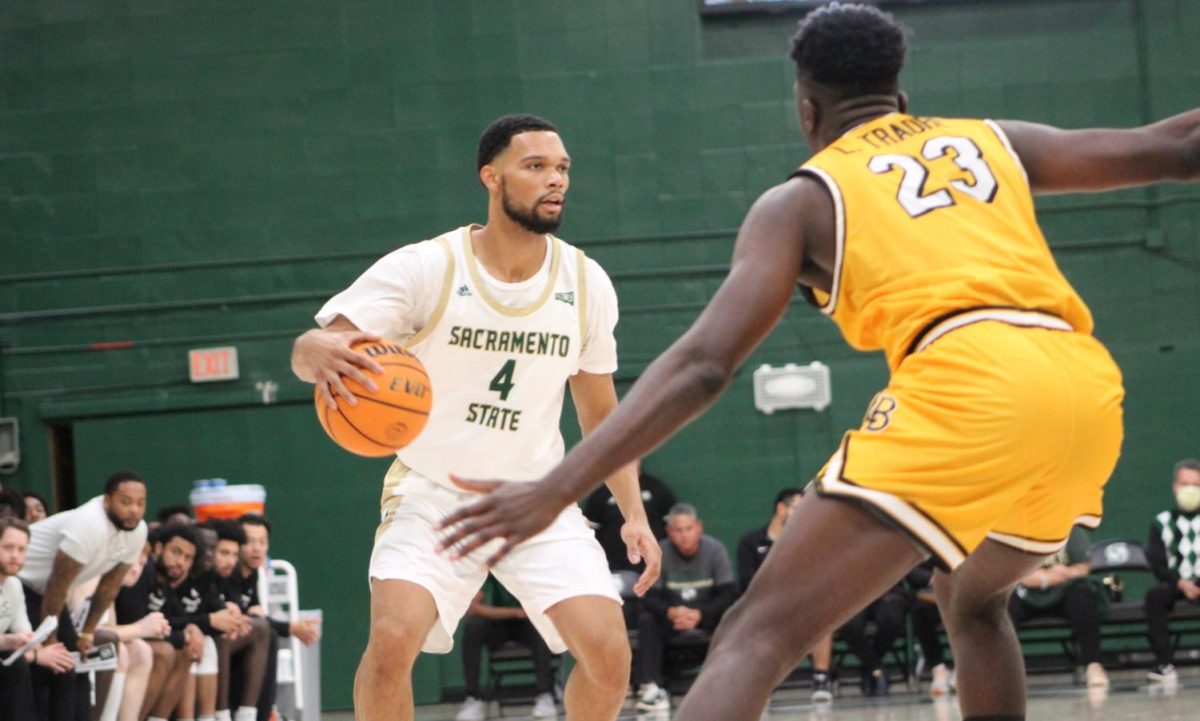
[{"xmin": 323, "ymin": 666, "xmax": 1200, "ymax": 720}]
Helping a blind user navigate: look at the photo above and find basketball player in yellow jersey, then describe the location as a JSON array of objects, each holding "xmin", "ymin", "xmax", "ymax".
[{"xmin": 440, "ymin": 5, "xmax": 1200, "ymax": 720}]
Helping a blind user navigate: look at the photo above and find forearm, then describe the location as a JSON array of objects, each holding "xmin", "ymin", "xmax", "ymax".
[
  {"xmin": 1148, "ymin": 107, "xmax": 1200, "ymax": 181},
  {"xmin": 291, "ymin": 329, "xmax": 323, "ymax": 382},
  {"xmin": 82, "ymin": 565, "xmax": 128, "ymax": 634},
  {"xmin": 548, "ymin": 342, "xmax": 733, "ymax": 509},
  {"xmin": 604, "ymin": 466, "xmax": 648, "ymax": 525}
]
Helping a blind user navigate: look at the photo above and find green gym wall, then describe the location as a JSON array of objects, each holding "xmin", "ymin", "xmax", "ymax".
[{"xmin": 2, "ymin": 0, "xmax": 1197, "ymax": 708}]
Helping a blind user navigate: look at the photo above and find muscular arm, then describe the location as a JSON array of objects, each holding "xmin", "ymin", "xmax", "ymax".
[
  {"xmin": 1000, "ymin": 108, "xmax": 1200, "ymax": 195},
  {"xmin": 568, "ymin": 371, "xmax": 645, "ymax": 527},
  {"xmin": 82, "ymin": 562, "xmax": 129, "ymax": 634},
  {"xmin": 39, "ymin": 551, "xmax": 85, "ymax": 626},
  {"xmin": 535, "ymin": 178, "xmax": 813, "ymax": 509}
]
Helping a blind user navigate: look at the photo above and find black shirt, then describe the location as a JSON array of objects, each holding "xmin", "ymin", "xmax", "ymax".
[{"xmin": 582, "ymin": 473, "xmax": 677, "ymax": 571}]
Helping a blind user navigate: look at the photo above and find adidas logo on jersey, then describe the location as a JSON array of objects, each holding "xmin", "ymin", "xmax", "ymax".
[
  {"xmin": 456, "ymin": 284, "xmax": 472, "ymax": 296},
  {"xmin": 554, "ymin": 291, "xmax": 575, "ymax": 306}
]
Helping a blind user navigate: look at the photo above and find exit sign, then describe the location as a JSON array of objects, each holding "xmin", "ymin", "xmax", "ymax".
[{"xmin": 189, "ymin": 346, "xmax": 239, "ymax": 383}]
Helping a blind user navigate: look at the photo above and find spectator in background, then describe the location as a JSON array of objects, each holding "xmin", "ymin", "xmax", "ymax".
[
  {"xmin": 1144, "ymin": 458, "xmax": 1200, "ymax": 685},
  {"xmin": 21, "ymin": 491, "xmax": 48, "ymax": 523},
  {"xmin": 455, "ymin": 577, "xmax": 556, "ymax": 721},
  {"xmin": 0, "ymin": 487, "xmax": 26, "ymax": 520},
  {"xmin": 19, "ymin": 470, "xmax": 148, "ymax": 721},
  {"xmin": 234, "ymin": 514, "xmax": 320, "ymax": 721},
  {"xmin": 634, "ymin": 504, "xmax": 737, "ymax": 713},
  {"xmin": 97, "ymin": 545, "xmax": 171, "ymax": 721},
  {"xmin": 117, "ymin": 523, "xmax": 206, "ymax": 721},
  {"xmin": 1008, "ymin": 525, "xmax": 1108, "ymax": 688},
  {"xmin": 737, "ymin": 488, "xmax": 833, "ymax": 702},
  {"xmin": 152, "ymin": 505, "xmax": 194, "ymax": 534},
  {"xmin": 837, "ymin": 581, "xmax": 909, "ymax": 697},
  {"xmin": 0, "ymin": 518, "xmax": 42, "ymax": 721},
  {"xmin": 204, "ymin": 519, "xmax": 270, "ymax": 721},
  {"xmin": 584, "ymin": 472, "xmax": 677, "ymax": 572},
  {"xmin": 907, "ymin": 560, "xmax": 954, "ymax": 698}
]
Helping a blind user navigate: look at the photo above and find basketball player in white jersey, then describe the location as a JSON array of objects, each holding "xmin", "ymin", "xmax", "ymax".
[{"xmin": 291, "ymin": 114, "xmax": 661, "ymax": 721}]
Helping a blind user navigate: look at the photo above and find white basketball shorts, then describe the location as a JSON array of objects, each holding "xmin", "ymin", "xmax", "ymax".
[{"xmin": 368, "ymin": 470, "xmax": 621, "ymax": 654}]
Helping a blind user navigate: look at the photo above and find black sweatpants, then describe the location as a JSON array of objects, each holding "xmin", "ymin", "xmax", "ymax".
[{"xmin": 1008, "ymin": 583, "xmax": 1104, "ymax": 665}]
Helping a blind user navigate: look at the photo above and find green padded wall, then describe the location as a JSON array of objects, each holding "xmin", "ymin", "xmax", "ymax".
[{"xmin": 3, "ymin": 0, "xmax": 1198, "ymax": 708}]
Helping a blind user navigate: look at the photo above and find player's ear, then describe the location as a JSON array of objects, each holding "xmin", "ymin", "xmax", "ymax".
[
  {"xmin": 897, "ymin": 91, "xmax": 909, "ymax": 114},
  {"xmin": 479, "ymin": 164, "xmax": 500, "ymax": 194},
  {"xmin": 800, "ymin": 97, "xmax": 818, "ymax": 136}
]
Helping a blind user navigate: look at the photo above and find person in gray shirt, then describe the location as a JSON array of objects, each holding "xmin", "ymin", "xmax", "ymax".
[{"xmin": 633, "ymin": 504, "xmax": 737, "ymax": 712}]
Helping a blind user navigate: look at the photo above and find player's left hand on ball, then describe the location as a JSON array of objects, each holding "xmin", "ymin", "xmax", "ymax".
[
  {"xmin": 438, "ymin": 475, "xmax": 567, "ymax": 566},
  {"xmin": 621, "ymin": 520, "xmax": 662, "ymax": 596}
]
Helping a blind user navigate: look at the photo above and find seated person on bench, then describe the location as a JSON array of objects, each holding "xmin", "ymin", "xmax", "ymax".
[{"xmin": 455, "ymin": 577, "xmax": 555, "ymax": 721}]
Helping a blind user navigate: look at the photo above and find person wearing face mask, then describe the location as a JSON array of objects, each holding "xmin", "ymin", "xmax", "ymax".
[{"xmin": 1144, "ymin": 458, "xmax": 1200, "ymax": 684}]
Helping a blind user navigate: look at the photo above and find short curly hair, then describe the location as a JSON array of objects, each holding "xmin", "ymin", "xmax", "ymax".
[
  {"xmin": 477, "ymin": 114, "xmax": 559, "ymax": 171},
  {"xmin": 790, "ymin": 3, "xmax": 908, "ymax": 97}
]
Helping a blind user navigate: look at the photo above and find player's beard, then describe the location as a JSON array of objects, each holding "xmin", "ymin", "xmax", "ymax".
[{"xmin": 501, "ymin": 181, "xmax": 563, "ymax": 234}]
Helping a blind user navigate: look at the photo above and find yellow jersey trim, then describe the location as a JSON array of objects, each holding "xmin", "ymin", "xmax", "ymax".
[
  {"xmin": 797, "ymin": 167, "xmax": 845, "ymax": 316},
  {"xmin": 575, "ymin": 248, "xmax": 589, "ymax": 347}
]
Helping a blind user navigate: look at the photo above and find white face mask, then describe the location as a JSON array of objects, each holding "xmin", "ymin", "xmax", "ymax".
[{"xmin": 1176, "ymin": 485, "xmax": 1200, "ymax": 514}]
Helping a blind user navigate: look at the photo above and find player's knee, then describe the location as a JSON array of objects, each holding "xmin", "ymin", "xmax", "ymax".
[
  {"xmin": 366, "ymin": 618, "xmax": 424, "ymax": 667},
  {"xmin": 573, "ymin": 632, "xmax": 630, "ymax": 690}
]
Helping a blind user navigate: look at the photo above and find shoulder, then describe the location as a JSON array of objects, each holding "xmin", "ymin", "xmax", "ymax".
[
  {"xmin": 377, "ymin": 237, "xmax": 452, "ymax": 270},
  {"xmin": 2, "ymin": 575, "xmax": 23, "ymax": 596},
  {"xmin": 700, "ymin": 535, "xmax": 730, "ymax": 555}
]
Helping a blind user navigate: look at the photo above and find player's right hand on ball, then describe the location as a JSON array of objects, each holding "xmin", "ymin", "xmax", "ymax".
[{"xmin": 293, "ymin": 327, "xmax": 384, "ymax": 408}]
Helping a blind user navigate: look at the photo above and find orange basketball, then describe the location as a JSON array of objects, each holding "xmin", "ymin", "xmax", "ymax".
[{"xmin": 314, "ymin": 340, "xmax": 433, "ymax": 457}]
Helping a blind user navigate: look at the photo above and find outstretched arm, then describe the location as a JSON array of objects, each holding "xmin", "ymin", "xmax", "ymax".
[
  {"xmin": 1000, "ymin": 108, "xmax": 1200, "ymax": 195},
  {"xmin": 441, "ymin": 176, "xmax": 818, "ymax": 561}
]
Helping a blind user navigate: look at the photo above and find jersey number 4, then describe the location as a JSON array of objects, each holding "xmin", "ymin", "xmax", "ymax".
[
  {"xmin": 489, "ymin": 359, "xmax": 516, "ymax": 401},
  {"xmin": 868, "ymin": 136, "xmax": 998, "ymax": 218}
]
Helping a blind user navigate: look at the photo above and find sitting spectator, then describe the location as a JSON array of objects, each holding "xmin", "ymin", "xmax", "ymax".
[
  {"xmin": 838, "ymin": 581, "xmax": 909, "ymax": 697},
  {"xmin": 1145, "ymin": 458, "xmax": 1200, "ymax": 685},
  {"xmin": 1008, "ymin": 525, "xmax": 1108, "ymax": 687},
  {"xmin": 21, "ymin": 491, "xmax": 48, "ymax": 523},
  {"xmin": 737, "ymin": 488, "xmax": 833, "ymax": 702},
  {"xmin": 907, "ymin": 560, "xmax": 953, "ymax": 697},
  {"xmin": 0, "ymin": 518, "xmax": 39, "ymax": 721},
  {"xmin": 634, "ymin": 503, "xmax": 737, "ymax": 713},
  {"xmin": 97, "ymin": 545, "xmax": 171, "ymax": 721},
  {"xmin": 0, "ymin": 487, "xmax": 26, "ymax": 520},
  {"xmin": 233, "ymin": 514, "xmax": 320, "ymax": 721},
  {"xmin": 19, "ymin": 470, "xmax": 148, "ymax": 721},
  {"xmin": 584, "ymin": 472, "xmax": 677, "ymax": 572},
  {"xmin": 151, "ymin": 505, "xmax": 194, "ymax": 535},
  {"xmin": 455, "ymin": 577, "xmax": 556, "ymax": 721},
  {"xmin": 174, "ymin": 523, "xmax": 231, "ymax": 721},
  {"xmin": 117, "ymin": 523, "xmax": 206, "ymax": 721},
  {"xmin": 203, "ymin": 519, "xmax": 270, "ymax": 721}
]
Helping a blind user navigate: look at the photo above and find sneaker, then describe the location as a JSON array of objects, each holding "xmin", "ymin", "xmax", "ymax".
[
  {"xmin": 532, "ymin": 692, "xmax": 557, "ymax": 717},
  {"xmin": 635, "ymin": 682, "xmax": 670, "ymax": 712},
  {"xmin": 1085, "ymin": 662, "xmax": 1109, "ymax": 688},
  {"xmin": 811, "ymin": 672, "xmax": 833, "ymax": 703},
  {"xmin": 1147, "ymin": 663, "xmax": 1177, "ymax": 684},
  {"xmin": 929, "ymin": 663, "xmax": 951, "ymax": 697},
  {"xmin": 455, "ymin": 696, "xmax": 486, "ymax": 721}
]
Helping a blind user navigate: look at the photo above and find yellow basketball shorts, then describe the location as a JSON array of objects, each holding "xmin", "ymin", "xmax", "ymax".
[{"xmin": 814, "ymin": 318, "xmax": 1124, "ymax": 570}]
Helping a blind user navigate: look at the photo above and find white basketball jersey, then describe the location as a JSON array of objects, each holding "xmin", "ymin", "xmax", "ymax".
[{"xmin": 396, "ymin": 226, "xmax": 591, "ymax": 489}]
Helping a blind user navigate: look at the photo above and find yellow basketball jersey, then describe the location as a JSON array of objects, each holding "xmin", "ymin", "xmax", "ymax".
[{"xmin": 798, "ymin": 113, "xmax": 1093, "ymax": 371}]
